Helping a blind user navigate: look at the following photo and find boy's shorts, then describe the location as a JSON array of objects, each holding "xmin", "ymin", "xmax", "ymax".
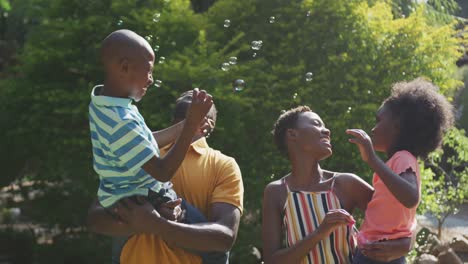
[{"xmin": 353, "ymin": 249, "xmax": 405, "ymax": 264}]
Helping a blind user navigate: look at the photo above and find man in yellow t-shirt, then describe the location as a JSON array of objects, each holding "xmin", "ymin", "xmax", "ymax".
[{"xmin": 87, "ymin": 91, "xmax": 244, "ymax": 264}]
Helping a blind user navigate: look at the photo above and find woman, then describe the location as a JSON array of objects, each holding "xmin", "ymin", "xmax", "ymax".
[{"xmin": 262, "ymin": 106, "xmax": 411, "ymax": 264}]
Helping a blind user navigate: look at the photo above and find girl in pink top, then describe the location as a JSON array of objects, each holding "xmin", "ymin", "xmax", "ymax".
[{"xmin": 346, "ymin": 78, "xmax": 454, "ymax": 264}]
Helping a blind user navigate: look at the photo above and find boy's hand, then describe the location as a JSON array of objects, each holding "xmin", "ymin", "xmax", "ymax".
[
  {"xmin": 113, "ymin": 197, "xmax": 162, "ymax": 234},
  {"xmin": 186, "ymin": 88, "xmax": 213, "ymax": 129},
  {"xmin": 157, "ymin": 198, "xmax": 184, "ymax": 222},
  {"xmin": 346, "ymin": 129, "xmax": 376, "ymax": 163}
]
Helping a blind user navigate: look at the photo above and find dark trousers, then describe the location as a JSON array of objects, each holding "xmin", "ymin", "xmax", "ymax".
[{"xmin": 353, "ymin": 249, "xmax": 405, "ymax": 264}]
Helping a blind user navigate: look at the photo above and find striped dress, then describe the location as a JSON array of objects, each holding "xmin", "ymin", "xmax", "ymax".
[{"xmin": 282, "ymin": 177, "xmax": 356, "ymax": 264}]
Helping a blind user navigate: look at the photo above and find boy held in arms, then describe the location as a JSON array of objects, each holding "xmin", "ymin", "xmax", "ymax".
[{"xmin": 88, "ymin": 29, "xmax": 219, "ymax": 263}]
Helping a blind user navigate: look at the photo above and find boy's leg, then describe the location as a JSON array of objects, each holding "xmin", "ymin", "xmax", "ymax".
[
  {"xmin": 111, "ymin": 236, "xmax": 130, "ymax": 264},
  {"xmin": 353, "ymin": 249, "xmax": 406, "ymax": 264}
]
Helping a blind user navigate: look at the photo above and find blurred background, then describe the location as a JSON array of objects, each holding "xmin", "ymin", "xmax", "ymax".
[{"xmin": 0, "ymin": 0, "xmax": 467, "ymax": 263}]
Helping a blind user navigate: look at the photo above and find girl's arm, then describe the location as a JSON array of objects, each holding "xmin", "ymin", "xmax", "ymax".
[
  {"xmin": 346, "ymin": 129, "xmax": 419, "ymax": 208},
  {"xmin": 262, "ymin": 182, "xmax": 351, "ymax": 264}
]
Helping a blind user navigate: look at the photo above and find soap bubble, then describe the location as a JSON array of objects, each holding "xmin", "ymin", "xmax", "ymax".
[
  {"xmin": 252, "ymin": 52, "xmax": 257, "ymax": 58},
  {"xmin": 145, "ymin": 35, "xmax": 153, "ymax": 42},
  {"xmin": 305, "ymin": 72, "xmax": 313, "ymax": 82},
  {"xmin": 251, "ymin": 40, "xmax": 263, "ymax": 50},
  {"xmin": 221, "ymin": 62, "xmax": 230, "ymax": 71},
  {"xmin": 153, "ymin": 13, "xmax": 161, "ymax": 23},
  {"xmin": 269, "ymin": 16, "xmax": 276, "ymax": 23},
  {"xmin": 117, "ymin": 20, "xmax": 123, "ymax": 26},
  {"xmin": 232, "ymin": 79, "xmax": 245, "ymax": 92},
  {"xmin": 153, "ymin": 45, "xmax": 160, "ymax": 52},
  {"xmin": 159, "ymin": 56, "xmax": 166, "ymax": 64},
  {"xmin": 228, "ymin": 57, "xmax": 237, "ymax": 65},
  {"xmin": 293, "ymin": 93, "xmax": 298, "ymax": 99},
  {"xmin": 224, "ymin": 19, "xmax": 231, "ymax": 28},
  {"xmin": 154, "ymin": 80, "xmax": 162, "ymax": 87}
]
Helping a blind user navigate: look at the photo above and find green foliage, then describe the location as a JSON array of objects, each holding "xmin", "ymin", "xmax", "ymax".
[
  {"xmin": 0, "ymin": 0, "xmax": 464, "ymax": 262},
  {"xmin": 419, "ymin": 127, "xmax": 468, "ymax": 238}
]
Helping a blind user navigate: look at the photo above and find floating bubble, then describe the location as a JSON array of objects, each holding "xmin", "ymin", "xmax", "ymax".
[
  {"xmin": 402, "ymin": 71, "xmax": 406, "ymax": 76},
  {"xmin": 228, "ymin": 57, "xmax": 237, "ymax": 65},
  {"xmin": 117, "ymin": 20, "xmax": 123, "ymax": 26},
  {"xmin": 305, "ymin": 72, "xmax": 313, "ymax": 82},
  {"xmin": 154, "ymin": 80, "xmax": 162, "ymax": 87},
  {"xmin": 367, "ymin": 90, "xmax": 371, "ymax": 94},
  {"xmin": 153, "ymin": 45, "xmax": 160, "ymax": 52},
  {"xmin": 224, "ymin": 19, "xmax": 231, "ymax": 28},
  {"xmin": 293, "ymin": 93, "xmax": 298, "ymax": 99},
  {"xmin": 221, "ymin": 62, "xmax": 230, "ymax": 71},
  {"xmin": 306, "ymin": 11, "xmax": 311, "ymax": 17},
  {"xmin": 232, "ymin": 79, "xmax": 245, "ymax": 92},
  {"xmin": 153, "ymin": 13, "xmax": 161, "ymax": 23},
  {"xmin": 251, "ymin": 40, "xmax": 263, "ymax": 50},
  {"xmin": 159, "ymin": 56, "xmax": 166, "ymax": 64},
  {"xmin": 145, "ymin": 35, "xmax": 153, "ymax": 42},
  {"xmin": 252, "ymin": 52, "xmax": 257, "ymax": 58},
  {"xmin": 347, "ymin": 107, "xmax": 352, "ymax": 114},
  {"xmin": 171, "ymin": 41, "xmax": 176, "ymax": 46},
  {"xmin": 269, "ymin": 16, "xmax": 276, "ymax": 23}
]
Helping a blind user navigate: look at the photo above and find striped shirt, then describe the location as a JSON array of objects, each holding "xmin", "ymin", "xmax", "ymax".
[
  {"xmin": 89, "ymin": 85, "xmax": 162, "ymax": 208},
  {"xmin": 282, "ymin": 177, "xmax": 355, "ymax": 264}
]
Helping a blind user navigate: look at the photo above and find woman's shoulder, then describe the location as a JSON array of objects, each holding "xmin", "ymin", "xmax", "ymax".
[{"xmin": 264, "ymin": 175, "xmax": 289, "ymax": 193}]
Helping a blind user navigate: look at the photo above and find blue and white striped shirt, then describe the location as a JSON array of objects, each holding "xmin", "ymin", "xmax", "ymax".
[{"xmin": 89, "ymin": 85, "xmax": 162, "ymax": 208}]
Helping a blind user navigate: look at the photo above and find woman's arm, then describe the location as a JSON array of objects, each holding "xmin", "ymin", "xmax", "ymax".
[
  {"xmin": 262, "ymin": 182, "xmax": 352, "ymax": 264},
  {"xmin": 361, "ymin": 237, "xmax": 412, "ymax": 262}
]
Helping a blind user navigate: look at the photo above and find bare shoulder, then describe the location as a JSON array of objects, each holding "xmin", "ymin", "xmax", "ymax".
[{"xmin": 264, "ymin": 176, "xmax": 288, "ymax": 211}]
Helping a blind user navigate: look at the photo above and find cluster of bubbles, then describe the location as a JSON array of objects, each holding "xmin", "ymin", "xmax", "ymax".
[{"xmin": 220, "ymin": 56, "xmax": 238, "ymax": 71}]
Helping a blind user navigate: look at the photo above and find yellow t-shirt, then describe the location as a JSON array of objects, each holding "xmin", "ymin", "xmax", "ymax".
[{"xmin": 120, "ymin": 137, "xmax": 244, "ymax": 264}]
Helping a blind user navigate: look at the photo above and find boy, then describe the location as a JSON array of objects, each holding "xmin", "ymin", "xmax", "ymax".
[{"xmin": 89, "ymin": 29, "xmax": 215, "ymax": 263}]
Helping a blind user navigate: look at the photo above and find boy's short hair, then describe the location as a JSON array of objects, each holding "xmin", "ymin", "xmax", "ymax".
[
  {"xmin": 273, "ymin": 106, "xmax": 312, "ymax": 157},
  {"xmin": 384, "ymin": 78, "xmax": 454, "ymax": 158}
]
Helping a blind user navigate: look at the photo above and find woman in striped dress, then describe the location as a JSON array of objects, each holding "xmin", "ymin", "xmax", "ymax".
[{"xmin": 262, "ymin": 106, "xmax": 412, "ymax": 264}]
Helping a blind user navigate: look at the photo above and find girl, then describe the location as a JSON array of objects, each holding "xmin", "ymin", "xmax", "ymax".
[
  {"xmin": 262, "ymin": 106, "xmax": 412, "ymax": 264},
  {"xmin": 347, "ymin": 78, "xmax": 454, "ymax": 264}
]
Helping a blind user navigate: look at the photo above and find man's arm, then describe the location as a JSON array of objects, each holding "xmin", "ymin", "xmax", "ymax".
[
  {"xmin": 86, "ymin": 199, "xmax": 135, "ymax": 237},
  {"xmin": 112, "ymin": 198, "xmax": 239, "ymax": 252},
  {"xmin": 152, "ymin": 120, "xmax": 184, "ymax": 148}
]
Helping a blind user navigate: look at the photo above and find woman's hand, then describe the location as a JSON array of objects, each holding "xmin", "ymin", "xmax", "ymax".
[
  {"xmin": 317, "ymin": 209, "xmax": 354, "ymax": 238},
  {"xmin": 361, "ymin": 237, "xmax": 412, "ymax": 262},
  {"xmin": 346, "ymin": 129, "xmax": 376, "ymax": 163}
]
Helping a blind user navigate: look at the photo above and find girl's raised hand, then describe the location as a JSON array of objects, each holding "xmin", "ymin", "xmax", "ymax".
[{"xmin": 346, "ymin": 129, "xmax": 376, "ymax": 163}]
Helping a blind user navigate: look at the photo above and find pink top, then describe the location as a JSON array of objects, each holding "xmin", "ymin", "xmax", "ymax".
[{"xmin": 359, "ymin": 150, "xmax": 420, "ymax": 244}]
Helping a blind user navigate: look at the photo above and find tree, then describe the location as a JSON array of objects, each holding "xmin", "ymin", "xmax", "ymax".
[{"xmin": 419, "ymin": 128, "xmax": 468, "ymax": 239}]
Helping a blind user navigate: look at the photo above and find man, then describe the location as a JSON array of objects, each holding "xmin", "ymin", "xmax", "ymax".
[{"xmin": 87, "ymin": 91, "xmax": 244, "ymax": 264}]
